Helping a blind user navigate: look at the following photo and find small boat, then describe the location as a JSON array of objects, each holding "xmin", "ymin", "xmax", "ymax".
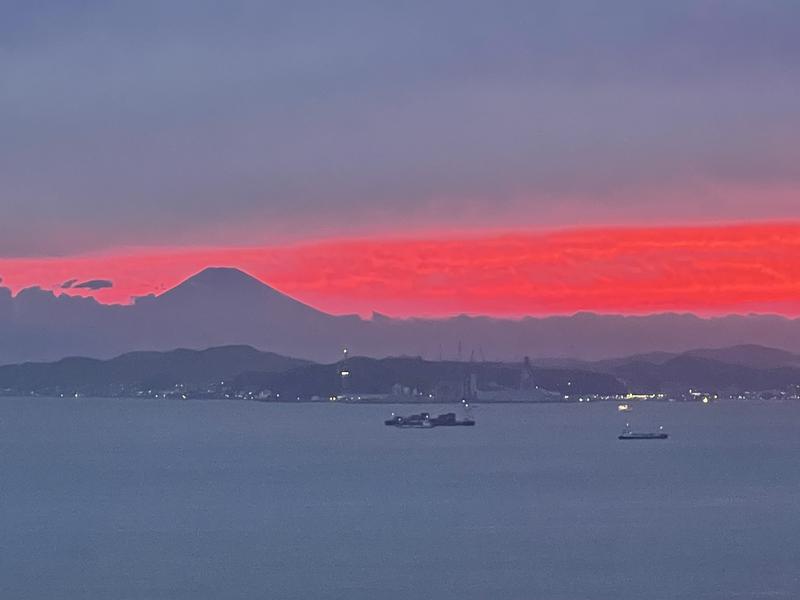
[
  {"xmin": 618, "ymin": 424, "xmax": 668, "ymax": 440},
  {"xmin": 617, "ymin": 403, "xmax": 632, "ymax": 412}
]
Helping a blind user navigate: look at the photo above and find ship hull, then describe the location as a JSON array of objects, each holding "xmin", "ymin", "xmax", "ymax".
[
  {"xmin": 385, "ymin": 412, "xmax": 475, "ymax": 428},
  {"xmin": 385, "ymin": 420, "xmax": 476, "ymax": 428}
]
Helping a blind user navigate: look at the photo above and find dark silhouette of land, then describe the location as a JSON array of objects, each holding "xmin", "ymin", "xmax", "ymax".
[
  {"xmin": 2, "ymin": 267, "xmax": 800, "ymax": 367},
  {"xmin": 2, "ymin": 342, "xmax": 799, "ymax": 400},
  {"xmin": 0, "ymin": 345, "xmax": 308, "ymax": 393}
]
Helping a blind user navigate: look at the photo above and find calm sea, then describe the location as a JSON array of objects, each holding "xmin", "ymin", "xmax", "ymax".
[{"xmin": 1, "ymin": 398, "xmax": 798, "ymax": 600}]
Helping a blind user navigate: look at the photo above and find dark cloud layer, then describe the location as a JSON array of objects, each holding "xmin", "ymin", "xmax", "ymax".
[
  {"xmin": 73, "ymin": 279, "xmax": 114, "ymax": 290},
  {"xmin": 2, "ymin": 1, "xmax": 799, "ymax": 256}
]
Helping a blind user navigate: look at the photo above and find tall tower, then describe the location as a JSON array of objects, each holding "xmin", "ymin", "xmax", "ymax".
[
  {"xmin": 339, "ymin": 347, "xmax": 351, "ymax": 397},
  {"xmin": 521, "ymin": 356, "xmax": 536, "ymax": 390}
]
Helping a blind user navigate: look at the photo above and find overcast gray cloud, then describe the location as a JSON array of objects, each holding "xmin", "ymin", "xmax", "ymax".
[{"xmin": 2, "ymin": 0, "xmax": 799, "ymax": 256}]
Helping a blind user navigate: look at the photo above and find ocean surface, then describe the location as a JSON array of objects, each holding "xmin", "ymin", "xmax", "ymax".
[{"xmin": 1, "ymin": 398, "xmax": 798, "ymax": 600}]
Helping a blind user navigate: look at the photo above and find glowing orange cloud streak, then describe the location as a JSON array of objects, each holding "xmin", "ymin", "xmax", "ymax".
[{"xmin": 1, "ymin": 222, "xmax": 799, "ymax": 317}]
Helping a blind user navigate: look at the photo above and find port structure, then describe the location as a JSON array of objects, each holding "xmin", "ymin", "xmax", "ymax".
[{"xmin": 339, "ymin": 347, "xmax": 350, "ymax": 396}]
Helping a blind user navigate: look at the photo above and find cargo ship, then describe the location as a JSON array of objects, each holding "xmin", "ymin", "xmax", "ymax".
[
  {"xmin": 618, "ymin": 424, "xmax": 668, "ymax": 440},
  {"xmin": 385, "ymin": 411, "xmax": 475, "ymax": 428}
]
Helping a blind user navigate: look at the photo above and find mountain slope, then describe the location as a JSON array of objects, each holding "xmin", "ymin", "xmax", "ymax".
[
  {"xmin": 0, "ymin": 345, "xmax": 309, "ymax": 392},
  {"xmin": 0, "ymin": 268, "xmax": 357, "ymax": 364},
  {"xmin": 3, "ymin": 268, "xmax": 800, "ymax": 364},
  {"xmin": 609, "ymin": 354, "xmax": 800, "ymax": 393},
  {"xmin": 683, "ymin": 344, "xmax": 800, "ymax": 369},
  {"xmin": 153, "ymin": 267, "xmax": 325, "ymax": 319}
]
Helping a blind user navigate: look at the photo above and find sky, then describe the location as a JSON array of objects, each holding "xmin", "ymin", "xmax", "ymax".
[{"xmin": 2, "ymin": 1, "xmax": 799, "ymax": 316}]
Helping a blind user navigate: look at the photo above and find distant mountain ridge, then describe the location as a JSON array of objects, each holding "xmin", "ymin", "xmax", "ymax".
[
  {"xmin": 0, "ymin": 345, "xmax": 309, "ymax": 392},
  {"xmin": 0, "ymin": 344, "xmax": 627, "ymax": 398},
  {"xmin": 683, "ymin": 345, "xmax": 800, "ymax": 369},
  {"xmin": 3, "ymin": 267, "xmax": 800, "ymax": 365},
  {"xmin": 533, "ymin": 344, "xmax": 800, "ymax": 370},
  {"xmin": 610, "ymin": 354, "xmax": 800, "ymax": 393},
  {"xmin": 1, "ymin": 343, "xmax": 798, "ymax": 398},
  {"xmin": 530, "ymin": 344, "xmax": 800, "ymax": 392}
]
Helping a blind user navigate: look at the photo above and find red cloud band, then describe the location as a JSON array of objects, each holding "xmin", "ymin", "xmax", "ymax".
[{"xmin": 1, "ymin": 222, "xmax": 799, "ymax": 316}]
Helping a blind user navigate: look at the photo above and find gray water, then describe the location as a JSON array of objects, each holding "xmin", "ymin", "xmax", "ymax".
[{"xmin": 1, "ymin": 398, "xmax": 798, "ymax": 600}]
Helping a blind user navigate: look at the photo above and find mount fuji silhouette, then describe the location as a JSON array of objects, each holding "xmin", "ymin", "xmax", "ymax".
[{"xmin": 2, "ymin": 267, "xmax": 800, "ymax": 365}]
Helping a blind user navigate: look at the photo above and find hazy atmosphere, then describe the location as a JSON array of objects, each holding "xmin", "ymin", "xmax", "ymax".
[{"xmin": 3, "ymin": 1, "xmax": 800, "ymax": 316}]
